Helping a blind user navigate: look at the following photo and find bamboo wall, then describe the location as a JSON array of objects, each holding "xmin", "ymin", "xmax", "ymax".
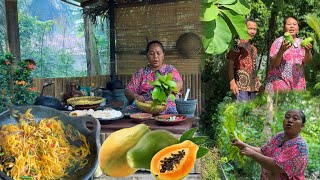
[
  {"xmin": 115, "ymin": 0, "xmax": 202, "ymax": 75},
  {"xmin": 31, "ymin": 0, "xmax": 204, "ymax": 116},
  {"xmin": 33, "ymin": 73, "xmax": 202, "ymax": 115}
]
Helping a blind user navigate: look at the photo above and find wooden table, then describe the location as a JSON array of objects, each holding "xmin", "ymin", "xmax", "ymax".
[{"xmin": 96, "ymin": 116, "xmax": 198, "ymax": 146}]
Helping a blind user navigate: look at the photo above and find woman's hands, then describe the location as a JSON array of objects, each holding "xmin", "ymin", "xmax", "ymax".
[
  {"xmin": 303, "ymin": 43, "xmax": 313, "ymax": 64},
  {"xmin": 279, "ymin": 40, "xmax": 292, "ymax": 53},
  {"xmin": 232, "ymin": 138, "xmax": 262, "ymax": 155},
  {"xmin": 134, "ymin": 94, "xmax": 145, "ymax": 102},
  {"xmin": 231, "ymin": 138, "xmax": 247, "ymax": 149}
]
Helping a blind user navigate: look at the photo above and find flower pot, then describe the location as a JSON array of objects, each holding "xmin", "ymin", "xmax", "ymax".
[{"xmin": 175, "ymin": 98, "xmax": 197, "ymax": 118}]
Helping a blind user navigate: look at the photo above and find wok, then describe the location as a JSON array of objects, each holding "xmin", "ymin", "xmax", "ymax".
[
  {"xmin": 0, "ymin": 105, "xmax": 101, "ymax": 180},
  {"xmin": 34, "ymin": 82, "xmax": 63, "ymax": 110}
]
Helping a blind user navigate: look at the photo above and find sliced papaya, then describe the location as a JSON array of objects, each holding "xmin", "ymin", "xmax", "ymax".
[
  {"xmin": 301, "ymin": 37, "xmax": 313, "ymax": 47},
  {"xmin": 99, "ymin": 124, "xmax": 150, "ymax": 177},
  {"xmin": 284, "ymin": 32, "xmax": 294, "ymax": 45},
  {"xmin": 127, "ymin": 130, "xmax": 179, "ymax": 169},
  {"xmin": 150, "ymin": 140, "xmax": 199, "ymax": 180}
]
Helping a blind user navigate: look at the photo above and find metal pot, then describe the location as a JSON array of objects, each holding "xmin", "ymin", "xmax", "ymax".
[{"xmin": 34, "ymin": 82, "xmax": 63, "ymax": 110}]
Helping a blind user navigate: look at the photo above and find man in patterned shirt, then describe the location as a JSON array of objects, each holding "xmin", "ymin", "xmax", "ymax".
[{"xmin": 227, "ymin": 19, "xmax": 262, "ymax": 101}]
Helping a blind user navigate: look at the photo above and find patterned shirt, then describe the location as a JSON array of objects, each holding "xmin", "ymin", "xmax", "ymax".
[
  {"xmin": 261, "ymin": 132, "xmax": 308, "ymax": 180},
  {"xmin": 126, "ymin": 64, "xmax": 183, "ymax": 114},
  {"xmin": 265, "ymin": 36, "xmax": 306, "ymax": 92},
  {"xmin": 226, "ymin": 40, "xmax": 261, "ymax": 92}
]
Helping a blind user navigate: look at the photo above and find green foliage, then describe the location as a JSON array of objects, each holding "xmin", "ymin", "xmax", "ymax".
[
  {"xmin": 201, "ymin": 0, "xmax": 250, "ymax": 54},
  {"xmin": 214, "ymin": 92, "xmax": 320, "ymax": 178},
  {"xmin": 0, "ymin": 53, "xmax": 38, "ymax": 112},
  {"xmin": 149, "ymin": 72, "xmax": 178, "ymax": 107}
]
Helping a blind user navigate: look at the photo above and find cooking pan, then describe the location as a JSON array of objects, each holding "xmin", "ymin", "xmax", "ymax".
[
  {"xmin": 0, "ymin": 105, "xmax": 101, "ymax": 180},
  {"xmin": 34, "ymin": 82, "xmax": 63, "ymax": 110}
]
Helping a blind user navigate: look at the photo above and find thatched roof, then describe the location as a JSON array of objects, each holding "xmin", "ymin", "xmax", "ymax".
[
  {"xmin": 62, "ymin": 0, "xmax": 180, "ymax": 8},
  {"xmin": 61, "ymin": 0, "xmax": 181, "ymax": 24}
]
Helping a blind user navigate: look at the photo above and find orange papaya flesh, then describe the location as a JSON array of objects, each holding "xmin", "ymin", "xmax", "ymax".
[
  {"xmin": 99, "ymin": 124, "xmax": 150, "ymax": 177},
  {"xmin": 151, "ymin": 140, "xmax": 199, "ymax": 180}
]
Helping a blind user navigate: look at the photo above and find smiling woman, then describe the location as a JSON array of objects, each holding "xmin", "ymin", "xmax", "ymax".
[{"xmin": 231, "ymin": 109, "xmax": 308, "ymax": 179}]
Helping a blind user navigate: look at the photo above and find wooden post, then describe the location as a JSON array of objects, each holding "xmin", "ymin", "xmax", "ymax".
[
  {"xmin": 109, "ymin": 0, "xmax": 116, "ymax": 81},
  {"xmin": 5, "ymin": 0, "xmax": 20, "ymax": 62},
  {"xmin": 84, "ymin": 15, "xmax": 101, "ymax": 76}
]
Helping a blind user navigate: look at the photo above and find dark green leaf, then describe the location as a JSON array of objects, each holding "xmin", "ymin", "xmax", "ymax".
[
  {"xmin": 216, "ymin": 0, "xmax": 236, "ymax": 5},
  {"xmin": 166, "ymin": 73, "xmax": 173, "ymax": 81},
  {"xmin": 220, "ymin": 9, "xmax": 250, "ymax": 40},
  {"xmin": 202, "ymin": 0, "xmax": 217, "ymax": 3},
  {"xmin": 158, "ymin": 89, "xmax": 167, "ymax": 102},
  {"xmin": 162, "ymin": 83, "xmax": 169, "ymax": 89},
  {"xmin": 152, "ymin": 86, "xmax": 161, "ymax": 99},
  {"xmin": 196, "ymin": 146, "xmax": 209, "ymax": 159},
  {"xmin": 189, "ymin": 136, "xmax": 208, "ymax": 145},
  {"xmin": 200, "ymin": 3, "xmax": 219, "ymax": 22},
  {"xmin": 222, "ymin": 0, "xmax": 251, "ymax": 15},
  {"xmin": 159, "ymin": 75, "xmax": 167, "ymax": 83},
  {"xmin": 164, "ymin": 80, "xmax": 177, "ymax": 88},
  {"xmin": 180, "ymin": 128, "xmax": 197, "ymax": 142},
  {"xmin": 169, "ymin": 94, "xmax": 176, "ymax": 101},
  {"xmin": 149, "ymin": 79, "xmax": 161, "ymax": 87},
  {"xmin": 203, "ymin": 16, "xmax": 232, "ymax": 54}
]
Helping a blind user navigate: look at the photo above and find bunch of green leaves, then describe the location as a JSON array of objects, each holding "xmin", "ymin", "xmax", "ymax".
[
  {"xmin": 149, "ymin": 72, "xmax": 178, "ymax": 108},
  {"xmin": 214, "ymin": 91, "xmax": 320, "ymax": 178},
  {"xmin": 201, "ymin": 0, "xmax": 251, "ymax": 55},
  {"xmin": 0, "ymin": 53, "xmax": 38, "ymax": 113},
  {"xmin": 179, "ymin": 128, "xmax": 209, "ymax": 159}
]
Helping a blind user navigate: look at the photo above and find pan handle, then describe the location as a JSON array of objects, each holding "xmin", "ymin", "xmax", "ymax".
[{"xmin": 79, "ymin": 117, "xmax": 101, "ymax": 142}]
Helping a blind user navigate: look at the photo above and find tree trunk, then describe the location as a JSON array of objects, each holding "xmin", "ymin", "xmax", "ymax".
[
  {"xmin": 5, "ymin": 0, "xmax": 20, "ymax": 62},
  {"xmin": 265, "ymin": 4, "xmax": 281, "ymax": 80},
  {"xmin": 84, "ymin": 15, "xmax": 101, "ymax": 77}
]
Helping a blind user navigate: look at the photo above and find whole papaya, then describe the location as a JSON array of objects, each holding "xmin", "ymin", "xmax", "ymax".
[
  {"xmin": 99, "ymin": 124, "xmax": 150, "ymax": 177},
  {"xmin": 127, "ymin": 130, "xmax": 179, "ymax": 169},
  {"xmin": 284, "ymin": 32, "xmax": 294, "ymax": 45},
  {"xmin": 301, "ymin": 37, "xmax": 313, "ymax": 48}
]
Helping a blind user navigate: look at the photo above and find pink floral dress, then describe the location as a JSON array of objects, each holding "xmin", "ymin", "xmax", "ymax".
[
  {"xmin": 265, "ymin": 37, "xmax": 306, "ymax": 92},
  {"xmin": 260, "ymin": 132, "xmax": 308, "ymax": 180},
  {"xmin": 126, "ymin": 64, "xmax": 183, "ymax": 114}
]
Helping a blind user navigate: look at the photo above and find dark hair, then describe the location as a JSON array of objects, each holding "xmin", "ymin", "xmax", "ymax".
[
  {"xmin": 283, "ymin": 16, "xmax": 299, "ymax": 28},
  {"xmin": 286, "ymin": 109, "xmax": 306, "ymax": 124},
  {"xmin": 246, "ymin": 17, "xmax": 256, "ymax": 23},
  {"xmin": 146, "ymin": 40, "xmax": 164, "ymax": 53},
  {"xmin": 24, "ymin": 58, "xmax": 36, "ymax": 65}
]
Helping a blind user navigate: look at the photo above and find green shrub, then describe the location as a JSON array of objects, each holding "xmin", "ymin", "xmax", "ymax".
[
  {"xmin": 214, "ymin": 91, "xmax": 320, "ymax": 178},
  {"xmin": 0, "ymin": 53, "xmax": 38, "ymax": 112}
]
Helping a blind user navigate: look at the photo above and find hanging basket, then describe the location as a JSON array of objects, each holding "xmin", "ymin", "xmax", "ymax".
[{"xmin": 176, "ymin": 32, "xmax": 202, "ymax": 58}]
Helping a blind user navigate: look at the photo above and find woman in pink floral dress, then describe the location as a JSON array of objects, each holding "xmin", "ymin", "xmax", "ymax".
[
  {"xmin": 232, "ymin": 109, "xmax": 308, "ymax": 179},
  {"xmin": 125, "ymin": 40, "xmax": 183, "ymax": 114},
  {"xmin": 265, "ymin": 17, "xmax": 313, "ymax": 93}
]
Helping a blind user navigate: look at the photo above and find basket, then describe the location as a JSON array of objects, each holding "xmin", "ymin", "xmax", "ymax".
[
  {"xmin": 135, "ymin": 101, "xmax": 166, "ymax": 115},
  {"xmin": 67, "ymin": 96, "xmax": 104, "ymax": 110}
]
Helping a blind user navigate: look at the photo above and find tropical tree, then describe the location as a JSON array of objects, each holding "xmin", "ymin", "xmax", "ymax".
[
  {"xmin": 201, "ymin": 0, "xmax": 251, "ymax": 55},
  {"xmin": 0, "ymin": 0, "xmax": 6, "ymax": 57}
]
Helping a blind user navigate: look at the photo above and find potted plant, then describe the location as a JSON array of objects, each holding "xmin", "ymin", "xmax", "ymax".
[{"xmin": 136, "ymin": 72, "xmax": 178, "ymax": 115}]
